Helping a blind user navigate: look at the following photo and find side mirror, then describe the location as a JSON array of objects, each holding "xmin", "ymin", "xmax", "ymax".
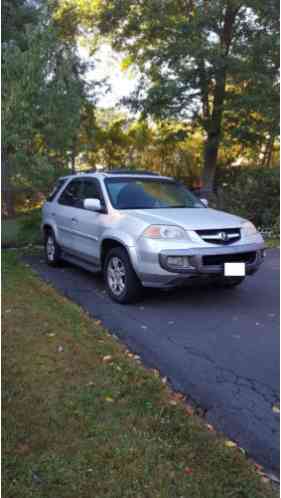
[
  {"xmin": 84, "ymin": 198, "xmax": 102, "ymax": 212},
  {"xmin": 200, "ymin": 198, "xmax": 208, "ymax": 207}
]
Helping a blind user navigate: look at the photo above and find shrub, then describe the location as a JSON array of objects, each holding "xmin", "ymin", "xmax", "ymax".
[
  {"xmin": 215, "ymin": 167, "xmax": 279, "ymax": 234},
  {"xmin": 18, "ymin": 208, "xmax": 42, "ymax": 246}
]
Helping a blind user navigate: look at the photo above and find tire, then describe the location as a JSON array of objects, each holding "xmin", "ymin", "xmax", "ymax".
[
  {"xmin": 44, "ymin": 229, "xmax": 62, "ymax": 267},
  {"xmin": 104, "ymin": 247, "xmax": 142, "ymax": 304},
  {"xmin": 213, "ymin": 276, "xmax": 245, "ymax": 288}
]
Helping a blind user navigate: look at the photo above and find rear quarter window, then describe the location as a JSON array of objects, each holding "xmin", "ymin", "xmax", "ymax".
[{"xmin": 47, "ymin": 179, "xmax": 67, "ymax": 202}]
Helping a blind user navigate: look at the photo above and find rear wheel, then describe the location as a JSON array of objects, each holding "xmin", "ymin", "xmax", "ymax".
[
  {"xmin": 104, "ymin": 247, "xmax": 142, "ymax": 304},
  {"xmin": 213, "ymin": 276, "xmax": 245, "ymax": 288},
  {"xmin": 44, "ymin": 229, "xmax": 61, "ymax": 267}
]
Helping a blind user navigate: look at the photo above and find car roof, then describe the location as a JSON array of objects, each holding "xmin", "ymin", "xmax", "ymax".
[{"xmin": 60, "ymin": 171, "xmax": 173, "ymax": 181}]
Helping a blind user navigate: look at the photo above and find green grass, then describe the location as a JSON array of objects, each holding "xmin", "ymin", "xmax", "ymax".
[
  {"xmin": 266, "ymin": 238, "xmax": 280, "ymax": 249},
  {"xmin": 2, "ymin": 209, "xmax": 42, "ymax": 247},
  {"xmin": 2, "ymin": 252, "xmax": 277, "ymax": 498},
  {"xmin": 2, "ymin": 218, "xmax": 21, "ymax": 247}
]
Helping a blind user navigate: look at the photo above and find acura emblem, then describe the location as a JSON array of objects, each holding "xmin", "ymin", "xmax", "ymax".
[{"xmin": 219, "ymin": 231, "xmax": 229, "ymax": 241}]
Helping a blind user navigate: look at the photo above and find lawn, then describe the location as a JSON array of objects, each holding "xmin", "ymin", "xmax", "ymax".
[
  {"xmin": 2, "ymin": 209, "xmax": 42, "ymax": 248},
  {"xmin": 2, "ymin": 251, "xmax": 277, "ymax": 498}
]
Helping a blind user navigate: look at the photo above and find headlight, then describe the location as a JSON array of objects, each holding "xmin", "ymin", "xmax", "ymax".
[
  {"xmin": 241, "ymin": 221, "xmax": 257, "ymax": 237},
  {"xmin": 142, "ymin": 225, "xmax": 187, "ymax": 240}
]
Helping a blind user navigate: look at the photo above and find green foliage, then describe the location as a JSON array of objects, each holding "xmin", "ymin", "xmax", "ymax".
[
  {"xmin": 217, "ymin": 167, "xmax": 280, "ymax": 232},
  {"xmin": 17, "ymin": 208, "xmax": 42, "ymax": 246},
  {"xmin": 57, "ymin": 0, "xmax": 279, "ymax": 188},
  {"xmin": 2, "ymin": 0, "xmax": 98, "ymax": 214}
]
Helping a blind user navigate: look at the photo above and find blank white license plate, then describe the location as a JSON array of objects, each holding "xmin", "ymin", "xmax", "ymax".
[{"xmin": 224, "ymin": 262, "xmax": 245, "ymax": 276}]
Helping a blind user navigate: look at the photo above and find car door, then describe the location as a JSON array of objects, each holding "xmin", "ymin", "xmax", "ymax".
[
  {"xmin": 71, "ymin": 178, "xmax": 107, "ymax": 264},
  {"xmin": 55, "ymin": 179, "xmax": 84, "ymax": 252}
]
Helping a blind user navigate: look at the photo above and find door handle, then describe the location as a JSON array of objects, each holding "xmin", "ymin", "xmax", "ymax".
[{"xmin": 71, "ymin": 218, "xmax": 78, "ymax": 224}]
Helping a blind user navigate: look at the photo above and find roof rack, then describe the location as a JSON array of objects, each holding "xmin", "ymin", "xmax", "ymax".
[{"xmin": 103, "ymin": 169, "xmax": 159, "ymax": 176}]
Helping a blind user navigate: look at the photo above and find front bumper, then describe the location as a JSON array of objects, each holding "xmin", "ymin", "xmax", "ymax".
[{"xmin": 133, "ymin": 241, "xmax": 265, "ymax": 288}]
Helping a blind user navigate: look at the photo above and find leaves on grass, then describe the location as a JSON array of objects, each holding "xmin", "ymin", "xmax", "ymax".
[{"xmin": 105, "ymin": 397, "xmax": 114, "ymax": 402}]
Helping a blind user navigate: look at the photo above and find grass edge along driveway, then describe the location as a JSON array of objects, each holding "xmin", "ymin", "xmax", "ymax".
[{"xmin": 2, "ymin": 251, "xmax": 277, "ymax": 498}]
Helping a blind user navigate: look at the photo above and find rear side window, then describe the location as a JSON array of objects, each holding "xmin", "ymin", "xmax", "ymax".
[
  {"xmin": 58, "ymin": 179, "xmax": 84, "ymax": 207},
  {"xmin": 47, "ymin": 179, "xmax": 67, "ymax": 202}
]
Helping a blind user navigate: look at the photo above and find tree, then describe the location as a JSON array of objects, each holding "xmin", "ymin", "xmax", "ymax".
[
  {"xmin": 2, "ymin": 0, "xmax": 96, "ymax": 214},
  {"xmin": 56, "ymin": 0, "xmax": 279, "ymax": 191}
]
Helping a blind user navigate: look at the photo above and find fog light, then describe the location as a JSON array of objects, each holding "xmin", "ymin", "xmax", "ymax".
[{"xmin": 167, "ymin": 256, "xmax": 190, "ymax": 268}]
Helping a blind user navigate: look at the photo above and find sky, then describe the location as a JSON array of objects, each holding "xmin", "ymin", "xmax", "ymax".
[{"xmin": 79, "ymin": 44, "xmax": 139, "ymax": 109}]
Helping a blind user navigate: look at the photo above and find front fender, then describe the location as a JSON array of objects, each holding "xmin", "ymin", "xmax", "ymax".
[{"xmin": 100, "ymin": 230, "xmax": 140, "ymax": 274}]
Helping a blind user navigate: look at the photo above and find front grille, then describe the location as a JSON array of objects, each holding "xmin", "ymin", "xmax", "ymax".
[
  {"xmin": 196, "ymin": 228, "xmax": 241, "ymax": 245},
  {"xmin": 202, "ymin": 251, "xmax": 256, "ymax": 266}
]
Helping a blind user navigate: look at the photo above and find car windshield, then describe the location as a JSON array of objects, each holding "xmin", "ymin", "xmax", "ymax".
[{"xmin": 105, "ymin": 177, "xmax": 204, "ymax": 210}]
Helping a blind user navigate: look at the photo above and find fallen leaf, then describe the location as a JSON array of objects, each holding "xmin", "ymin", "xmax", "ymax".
[
  {"xmin": 16, "ymin": 443, "xmax": 30, "ymax": 455},
  {"xmin": 185, "ymin": 405, "xmax": 194, "ymax": 416},
  {"xmin": 102, "ymin": 355, "xmax": 113, "ymax": 363},
  {"xmin": 94, "ymin": 320, "xmax": 102, "ymax": 326},
  {"xmin": 238, "ymin": 447, "xmax": 246, "ymax": 455},
  {"xmin": 206, "ymin": 424, "xmax": 214, "ymax": 432},
  {"xmin": 57, "ymin": 345, "xmax": 64, "ymax": 353},
  {"xmin": 261, "ymin": 476, "xmax": 270, "ymax": 484},
  {"xmin": 272, "ymin": 404, "xmax": 280, "ymax": 414},
  {"xmin": 134, "ymin": 355, "xmax": 141, "ymax": 360},
  {"xmin": 105, "ymin": 397, "xmax": 114, "ymax": 402},
  {"xmin": 225, "ymin": 440, "xmax": 237, "ymax": 448},
  {"xmin": 169, "ymin": 400, "xmax": 178, "ymax": 406},
  {"xmin": 161, "ymin": 376, "xmax": 168, "ymax": 385},
  {"xmin": 47, "ymin": 333, "xmax": 56, "ymax": 337},
  {"xmin": 184, "ymin": 467, "xmax": 193, "ymax": 476}
]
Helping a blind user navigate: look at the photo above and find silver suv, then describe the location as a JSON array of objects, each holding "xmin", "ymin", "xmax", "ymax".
[{"xmin": 42, "ymin": 170, "xmax": 265, "ymax": 303}]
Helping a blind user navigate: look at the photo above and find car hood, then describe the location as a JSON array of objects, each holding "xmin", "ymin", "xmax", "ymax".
[{"xmin": 126, "ymin": 208, "xmax": 245, "ymax": 230}]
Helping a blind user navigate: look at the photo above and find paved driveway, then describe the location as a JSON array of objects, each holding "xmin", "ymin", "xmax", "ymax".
[{"xmin": 25, "ymin": 249, "xmax": 280, "ymax": 473}]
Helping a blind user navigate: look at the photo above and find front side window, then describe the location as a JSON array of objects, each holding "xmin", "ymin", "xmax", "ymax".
[
  {"xmin": 82, "ymin": 180, "xmax": 102, "ymax": 201},
  {"xmin": 105, "ymin": 178, "xmax": 204, "ymax": 210}
]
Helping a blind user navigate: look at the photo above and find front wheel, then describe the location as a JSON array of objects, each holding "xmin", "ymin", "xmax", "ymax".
[
  {"xmin": 213, "ymin": 276, "xmax": 245, "ymax": 288},
  {"xmin": 104, "ymin": 247, "xmax": 142, "ymax": 304},
  {"xmin": 44, "ymin": 229, "xmax": 61, "ymax": 267}
]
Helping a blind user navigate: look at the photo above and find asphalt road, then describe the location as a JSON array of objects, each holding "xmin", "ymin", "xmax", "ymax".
[{"xmin": 25, "ymin": 249, "xmax": 280, "ymax": 473}]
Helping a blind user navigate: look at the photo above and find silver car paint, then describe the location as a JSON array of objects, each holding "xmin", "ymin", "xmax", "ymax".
[{"xmin": 42, "ymin": 172, "xmax": 265, "ymax": 287}]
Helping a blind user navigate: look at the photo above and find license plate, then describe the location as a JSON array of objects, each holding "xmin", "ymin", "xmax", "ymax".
[{"xmin": 224, "ymin": 262, "xmax": 245, "ymax": 277}]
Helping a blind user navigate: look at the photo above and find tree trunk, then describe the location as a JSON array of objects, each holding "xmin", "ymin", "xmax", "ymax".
[
  {"xmin": 202, "ymin": 134, "xmax": 220, "ymax": 192},
  {"xmin": 2, "ymin": 152, "xmax": 15, "ymax": 217},
  {"xmin": 71, "ymin": 147, "xmax": 76, "ymax": 174},
  {"xmin": 201, "ymin": 2, "xmax": 241, "ymax": 193}
]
